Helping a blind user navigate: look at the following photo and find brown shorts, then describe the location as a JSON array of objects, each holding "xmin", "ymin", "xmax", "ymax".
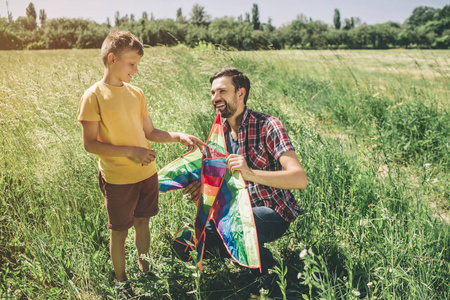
[{"xmin": 98, "ymin": 172, "xmax": 159, "ymax": 231}]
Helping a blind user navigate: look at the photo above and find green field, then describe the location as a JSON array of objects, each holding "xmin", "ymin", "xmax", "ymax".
[{"xmin": 1, "ymin": 47, "xmax": 449, "ymax": 299}]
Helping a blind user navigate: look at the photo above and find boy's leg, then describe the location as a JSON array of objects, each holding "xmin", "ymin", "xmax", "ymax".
[
  {"xmin": 134, "ymin": 217, "xmax": 150, "ymax": 272},
  {"xmin": 110, "ymin": 229, "xmax": 129, "ymax": 282},
  {"xmin": 132, "ymin": 173, "xmax": 158, "ymax": 273}
]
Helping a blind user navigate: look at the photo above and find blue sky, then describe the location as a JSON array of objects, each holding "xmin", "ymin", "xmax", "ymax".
[{"xmin": 3, "ymin": 0, "xmax": 449, "ymax": 27}]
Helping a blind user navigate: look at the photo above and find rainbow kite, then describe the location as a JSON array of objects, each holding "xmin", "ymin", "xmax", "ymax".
[{"xmin": 158, "ymin": 114, "xmax": 261, "ymax": 270}]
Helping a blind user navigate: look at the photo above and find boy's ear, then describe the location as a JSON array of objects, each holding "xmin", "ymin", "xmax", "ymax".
[{"xmin": 107, "ymin": 52, "xmax": 116, "ymax": 65}]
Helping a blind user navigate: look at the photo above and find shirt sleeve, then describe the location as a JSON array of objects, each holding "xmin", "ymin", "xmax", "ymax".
[
  {"xmin": 265, "ymin": 117, "xmax": 295, "ymax": 160},
  {"xmin": 139, "ymin": 88, "xmax": 150, "ymax": 119},
  {"xmin": 78, "ymin": 91, "xmax": 101, "ymax": 122}
]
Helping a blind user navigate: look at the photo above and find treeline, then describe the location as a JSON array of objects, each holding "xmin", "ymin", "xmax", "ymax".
[{"xmin": 1, "ymin": 3, "xmax": 449, "ymax": 50}]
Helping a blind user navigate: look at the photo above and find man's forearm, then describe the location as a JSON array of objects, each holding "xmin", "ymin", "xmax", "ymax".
[{"xmin": 240, "ymin": 168, "xmax": 307, "ymax": 190}]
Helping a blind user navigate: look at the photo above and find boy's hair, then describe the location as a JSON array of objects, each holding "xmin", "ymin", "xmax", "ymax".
[
  {"xmin": 101, "ymin": 30, "xmax": 144, "ymax": 66},
  {"xmin": 210, "ymin": 67, "xmax": 251, "ymax": 105}
]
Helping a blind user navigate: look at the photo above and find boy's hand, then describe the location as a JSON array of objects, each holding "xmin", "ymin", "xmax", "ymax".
[
  {"xmin": 182, "ymin": 181, "xmax": 201, "ymax": 202},
  {"xmin": 179, "ymin": 134, "xmax": 207, "ymax": 152},
  {"xmin": 130, "ymin": 147, "xmax": 156, "ymax": 166}
]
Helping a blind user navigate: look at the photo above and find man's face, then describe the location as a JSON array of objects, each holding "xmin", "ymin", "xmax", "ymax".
[{"xmin": 210, "ymin": 76, "xmax": 240, "ymax": 118}]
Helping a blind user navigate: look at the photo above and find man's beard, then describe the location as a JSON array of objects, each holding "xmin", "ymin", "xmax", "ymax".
[
  {"xmin": 216, "ymin": 96, "xmax": 238, "ymax": 118},
  {"xmin": 218, "ymin": 105, "xmax": 237, "ymax": 118}
]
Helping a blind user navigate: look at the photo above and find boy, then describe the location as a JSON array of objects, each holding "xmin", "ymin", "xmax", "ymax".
[{"xmin": 78, "ymin": 31, "xmax": 205, "ymax": 298}]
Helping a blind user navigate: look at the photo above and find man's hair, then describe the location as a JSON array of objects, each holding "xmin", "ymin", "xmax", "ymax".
[
  {"xmin": 210, "ymin": 67, "xmax": 251, "ymax": 105},
  {"xmin": 101, "ymin": 30, "xmax": 144, "ymax": 66}
]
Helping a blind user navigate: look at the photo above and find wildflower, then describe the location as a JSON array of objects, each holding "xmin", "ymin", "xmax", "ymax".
[
  {"xmin": 389, "ymin": 268, "xmax": 393, "ymax": 273},
  {"xmin": 299, "ymin": 249, "xmax": 308, "ymax": 258},
  {"xmin": 367, "ymin": 282, "xmax": 373, "ymax": 286},
  {"xmin": 297, "ymin": 272, "xmax": 302, "ymax": 280},
  {"xmin": 432, "ymin": 178, "xmax": 439, "ymax": 183},
  {"xmin": 424, "ymin": 163, "xmax": 431, "ymax": 168},
  {"xmin": 353, "ymin": 290, "xmax": 361, "ymax": 297}
]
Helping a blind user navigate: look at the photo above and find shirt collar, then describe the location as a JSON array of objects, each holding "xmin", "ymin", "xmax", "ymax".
[{"xmin": 223, "ymin": 106, "xmax": 250, "ymax": 131}]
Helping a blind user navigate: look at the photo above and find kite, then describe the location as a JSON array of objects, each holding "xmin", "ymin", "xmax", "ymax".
[{"xmin": 158, "ymin": 114, "xmax": 261, "ymax": 271}]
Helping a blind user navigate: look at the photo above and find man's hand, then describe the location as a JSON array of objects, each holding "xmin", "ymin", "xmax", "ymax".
[
  {"xmin": 179, "ymin": 133, "xmax": 207, "ymax": 152},
  {"xmin": 182, "ymin": 181, "xmax": 201, "ymax": 202},
  {"xmin": 226, "ymin": 154, "xmax": 253, "ymax": 179},
  {"xmin": 129, "ymin": 147, "xmax": 157, "ymax": 166}
]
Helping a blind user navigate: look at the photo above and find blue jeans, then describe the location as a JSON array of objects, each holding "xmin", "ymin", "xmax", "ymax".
[{"xmin": 204, "ymin": 206, "xmax": 290, "ymax": 274}]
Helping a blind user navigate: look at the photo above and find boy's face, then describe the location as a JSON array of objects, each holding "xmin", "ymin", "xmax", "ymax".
[{"xmin": 109, "ymin": 50, "xmax": 142, "ymax": 84}]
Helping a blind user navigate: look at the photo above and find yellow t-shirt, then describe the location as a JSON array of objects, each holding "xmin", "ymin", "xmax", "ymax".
[{"xmin": 78, "ymin": 81, "xmax": 157, "ymax": 184}]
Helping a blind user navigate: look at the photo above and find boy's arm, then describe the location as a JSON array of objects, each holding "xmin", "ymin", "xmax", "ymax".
[
  {"xmin": 143, "ymin": 116, "xmax": 206, "ymax": 151},
  {"xmin": 80, "ymin": 120, "xmax": 156, "ymax": 166}
]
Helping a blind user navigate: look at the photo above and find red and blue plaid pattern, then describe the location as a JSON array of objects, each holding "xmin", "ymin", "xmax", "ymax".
[{"xmin": 223, "ymin": 107, "xmax": 301, "ymax": 223}]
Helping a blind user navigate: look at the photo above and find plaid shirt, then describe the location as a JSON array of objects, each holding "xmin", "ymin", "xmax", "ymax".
[{"xmin": 223, "ymin": 107, "xmax": 301, "ymax": 223}]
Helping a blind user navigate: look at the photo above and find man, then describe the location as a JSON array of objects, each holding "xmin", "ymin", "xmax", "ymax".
[{"xmin": 182, "ymin": 67, "xmax": 307, "ymax": 297}]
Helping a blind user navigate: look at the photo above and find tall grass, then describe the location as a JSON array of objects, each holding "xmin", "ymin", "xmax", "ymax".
[{"xmin": 1, "ymin": 47, "xmax": 449, "ymax": 299}]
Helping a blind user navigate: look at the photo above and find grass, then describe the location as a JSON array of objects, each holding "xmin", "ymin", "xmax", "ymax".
[{"xmin": 0, "ymin": 47, "xmax": 449, "ymax": 299}]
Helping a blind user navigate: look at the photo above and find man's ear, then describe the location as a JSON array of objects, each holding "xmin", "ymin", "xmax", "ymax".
[
  {"xmin": 107, "ymin": 52, "xmax": 116, "ymax": 64},
  {"xmin": 238, "ymin": 87, "xmax": 246, "ymax": 101}
]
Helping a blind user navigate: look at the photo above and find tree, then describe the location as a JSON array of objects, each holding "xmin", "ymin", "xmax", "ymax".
[
  {"xmin": 114, "ymin": 11, "xmax": 120, "ymax": 27},
  {"xmin": 176, "ymin": 8, "xmax": 186, "ymax": 23},
  {"xmin": 333, "ymin": 8, "xmax": 341, "ymax": 29},
  {"xmin": 245, "ymin": 13, "xmax": 250, "ymax": 23},
  {"xmin": 252, "ymin": 3, "xmax": 260, "ymax": 30},
  {"xmin": 142, "ymin": 11, "xmax": 148, "ymax": 20},
  {"xmin": 407, "ymin": 6, "xmax": 439, "ymax": 27},
  {"xmin": 39, "ymin": 9, "xmax": 46, "ymax": 28},
  {"xmin": 343, "ymin": 17, "xmax": 355, "ymax": 30},
  {"xmin": 190, "ymin": 4, "xmax": 209, "ymax": 26},
  {"xmin": 6, "ymin": 1, "xmax": 13, "ymax": 22},
  {"xmin": 26, "ymin": 2, "xmax": 37, "ymax": 22},
  {"xmin": 25, "ymin": 2, "xmax": 37, "ymax": 29}
]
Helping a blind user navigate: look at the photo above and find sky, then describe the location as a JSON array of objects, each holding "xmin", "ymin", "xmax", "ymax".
[{"xmin": 2, "ymin": 0, "xmax": 449, "ymax": 28}]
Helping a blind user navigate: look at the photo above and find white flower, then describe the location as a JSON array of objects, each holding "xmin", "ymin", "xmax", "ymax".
[
  {"xmin": 424, "ymin": 163, "xmax": 431, "ymax": 168},
  {"xmin": 297, "ymin": 272, "xmax": 302, "ymax": 279},
  {"xmin": 367, "ymin": 282, "xmax": 373, "ymax": 286},
  {"xmin": 299, "ymin": 249, "xmax": 308, "ymax": 258},
  {"xmin": 353, "ymin": 290, "xmax": 361, "ymax": 296},
  {"xmin": 389, "ymin": 268, "xmax": 393, "ymax": 273},
  {"xmin": 432, "ymin": 178, "xmax": 439, "ymax": 183}
]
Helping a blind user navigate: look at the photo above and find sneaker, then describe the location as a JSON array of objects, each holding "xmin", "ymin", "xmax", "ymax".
[{"xmin": 117, "ymin": 281, "xmax": 137, "ymax": 300}]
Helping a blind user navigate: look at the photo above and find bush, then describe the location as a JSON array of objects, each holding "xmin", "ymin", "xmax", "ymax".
[{"xmin": 26, "ymin": 41, "xmax": 46, "ymax": 50}]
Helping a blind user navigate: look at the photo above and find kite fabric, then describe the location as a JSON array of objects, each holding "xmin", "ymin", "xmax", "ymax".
[{"xmin": 158, "ymin": 114, "xmax": 261, "ymax": 270}]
